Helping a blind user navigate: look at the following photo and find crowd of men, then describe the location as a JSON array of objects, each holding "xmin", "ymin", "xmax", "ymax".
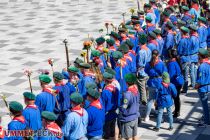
[{"xmin": 0, "ymin": 0, "xmax": 210, "ymax": 140}]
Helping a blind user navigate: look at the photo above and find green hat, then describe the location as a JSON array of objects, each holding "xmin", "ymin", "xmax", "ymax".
[
  {"xmin": 166, "ymin": 21, "xmax": 174, "ymax": 28},
  {"xmin": 70, "ymin": 92, "xmax": 83, "ymax": 104},
  {"xmin": 105, "ymin": 67, "xmax": 116, "ymax": 76},
  {"xmin": 106, "ymin": 39, "xmax": 115, "ymax": 46},
  {"xmin": 96, "ymin": 37, "xmax": 105, "ymax": 45},
  {"xmin": 144, "ymin": 3, "xmax": 151, "ymax": 8},
  {"xmin": 192, "ymin": 0, "xmax": 198, "ymax": 3},
  {"xmin": 149, "ymin": 0, "xmax": 156, "ymax": 3},
  {"xmin": 137, "ymin": 10, "xmax": 144, "ymax": 15},
  {"xmin": 53, "ymin": 72, "xmax": 64, "ymax": 81},
  {"xmin": 125, "ymin": 40, "xmax": 134, "ymax": 48},
  {"xmin": 85, "ymin": 82, "xmax": 97, "ymax": 89},
  {"xmin": 110, "ymin": 31, "xmax": 120, "ymax": 39},
  {"xmin": 199, "ymin": 48, "xmax": 209, "ymax": 56},
  {"xmin": 125, "ymin": 73, "xmax": 137, "ymax": 84},
  {"xmin": 182, "ymin": 6, "xmax": 189, "ymax": 11},
  {"xmin": 162, "ymin": 72, "xmax": 170, "ymax": 83},
  {"xmin": 118, "ymin": 28, "xmax": 127, "ymax": 33},
  {"xmin": 177, "ymin": 19, "xmax": 186, "ymax": 26},
  {"xmin": 128, "ymin": 29, "xmax": 136, "ymax": 35},
  {"xmin": 153, "ymin": 29, "xmax": 161, "ymax": 35},
  {"xmin": 198, "ymin": 17, "xmax": 207, "ymax": 23},
  {"xmin": 39, "ymin": 74, "xmax": 52, "ymax": 83},
  {"xmin": 125, "ymin": 21, "xmax": 132, "ymax": 25},
  {"xmin": 119, "ymin": 44, "xmax": 129, "ymax": 53},
  {"xmin": 103, "ymin": 72, "xmax": 114, "ymax": 80},
  {"xmin": 87, "ymin": 88, "xmax": 100, "ymax": 99},
  {"xmin": 131, "ymin": 15, "xmax": 139, "ymax": 20},
  {"xmin": 163, "ymin": 10, "xmax": 170, "ymax": 17},
  {"xmin": 132, "ymin": 20, "xmax": 140, "ymax": 25},
  {"xmin": 145, "ymin": 16, "xmax": 152, "ymax": 22},
  {"xmin": 148, "ymin": 31, "xmax": 157, "ymax": 39},
  {"xmin": 9, "ymin": 101, "xmax": 23, "ymax": 112},
  {"xmin": 180, "ymin": 26, "xmax": 190, "ymax": 33},
  {"xmin": 139, "ymin": 34, "xmax": 148, "ymax": 44},
  {"xmin": 79, "ymin": 63, "xmax": 91, "ymax": 69},
  {"xmin": 41, "ymin": 111, "xmax": 57, "ymax": 121},
  {"xmin": 91, "ymin": 50, "xmax": 101, "ymax": 57},
  {"xmin": 74, "ymin": 58, "xmax": 84, "ymax": 65},
  {"xmin": 125, "ymin": 25, "xmax": 134, "ymax": 30},
  {"xmin": 112, "ymin": 51, "xmax": 123, "ymax": 59},
  {"xmin": 68, "ymin": 66, "xmax": 79, "ymax": 73},
  {"xmin": 23, "ymin": 92, "xmax": 36, "ymax": 100},
  {"xmin": 189, "ymin": 24, "xmax": 198, "ymax": 31}
]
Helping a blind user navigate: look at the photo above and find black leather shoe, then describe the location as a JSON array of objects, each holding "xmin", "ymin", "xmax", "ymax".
[{"xmin": 153, "ymin": 127, "xmax": 160, "ymax": 132}]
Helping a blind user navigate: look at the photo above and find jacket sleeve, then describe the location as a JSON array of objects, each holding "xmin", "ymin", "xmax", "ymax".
[{"xmin": 170, "ymin": 84, "xmax": 177, "ymax": 98}]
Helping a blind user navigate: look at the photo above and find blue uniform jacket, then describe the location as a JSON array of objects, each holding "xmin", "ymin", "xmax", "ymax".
[
  {"xmin": 196, "ymin": 60, "xmax": 210, "ymax": 93},
  {"xmin": 145, "ymin": 60, "xmax": 167, "ymax": 88},
  {"xmin": 62, "ymin": 109, "xmax": 88, "ymax": 140},
  {"xmin": 146, "ymin": 12, "xmax": 156, "ymax": 25},
  {"xmin": 23, "ymin": 105, "xmax": 42, "ymax": 130},
  {"xmin": 156, "ymin": 83, "xmax": 177, "ymax": 108},
  {"xmin": 78, "ymin": 75, "xmax": 95, "ymax": 98},
  {"xmin": 153, "ymin": 7, "xmax": 160, "ymax": 24},
  {"xmin": 86, "ymin": 99, "xmax": 105, "ymax": 137},
  {"xmin": 177, "ymin": 36, "xmax": 191, "ymax": 63},
  {"xmin": 118, "ymin": 85, "xmax": 140, "ymax": 122},
  {"xmin": 207, "ymin": 26, "xmax": 210, "ymax": 48},
  {"xmin": 156, "ymin": 37, "xmax": 164, "ymax": 55},
  {"xmin": 167, "ymin": 60, "xmax": 184, "ymax": 86},
  {"xmin": 35, "ymin": 91, "xmax": 56, "ymax": 113},
  {"xmin": 198, "ymin": 25, "xmax": 208, "ymax": 48},
  {"xmin": 163, "ymin": 31, "xmax": 174, "ymax": 58},
  {"xmin": 190, "ymin": 34, "xmax": 199, "ymax": 62},
  {"xmin": 189, "ymin": 8, "xmax": 200, "ymax": 23},
  {"xmin": 147, "ymin": 40, "xmax": 159, "ymax": 52},
  {"xmin": 101, "ymin": 84, "xmax": 120, "ymax": 121},
  {"xmin": 128, "ymin": 50, "xmax": 137, "ymax": 73}
]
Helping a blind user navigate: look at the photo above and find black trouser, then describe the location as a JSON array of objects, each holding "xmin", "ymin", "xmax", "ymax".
[{"xmin": 173, "ymin": 86, "xmax": 182, "ymax": 115}]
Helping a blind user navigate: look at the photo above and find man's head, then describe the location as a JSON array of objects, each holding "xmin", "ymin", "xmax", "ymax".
[{"xmin": 23, "ymin": 92, "xmax": 36, "ymax": 105}]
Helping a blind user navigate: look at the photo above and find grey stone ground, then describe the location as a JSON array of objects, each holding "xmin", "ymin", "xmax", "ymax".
[{"xmin": 0, "ymin": 0, "xmax": 209, "ymax": 140}]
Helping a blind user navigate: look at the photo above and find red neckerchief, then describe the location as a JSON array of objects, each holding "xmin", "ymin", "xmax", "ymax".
[
  {"xmin": 129, "ymin": 50, "xmax": 136, "ymax": 56},
  {"xmin": 152, "ymin": 59, "xmax": 160, "ymax": 66},
  {"xmin": 128, "ymin": 85, "xmax": 138, "ymax": 96},
  {"xmin": 149, "ymin": 40, "xmax": 158, "ymax": 46},
  {"xmin": 43, "ymin": 87, "xmax": 58, "ymax": 95},
  {"xmin": 168, "ymin": 30, "xmax": 174, "ymax": 34},
  {"xmin": 184, "ymin": 12, "xmax": 191, "ymax": 17},
  {"xmin": 96, "ymin": 46, "xmax": 104, "ymax": 53},
  {"xmin": 147, "ymin": 23, "xmax": 155, "ymax": 27},
  {"xmin": 191, "ymin": 32, "xmax": 198, "ymax": 38},
  {"xmin": 115, "ymin": 40, "xmax": 120, "ymax": 47},
  {"xmin": 13, "ymin": 116, "xmax": 25, "ymax": 124},
  {"xmin": 191, "ymin": 3, "xmax": 199, "ymax": 11},
  {"xmin": 124, "ymin": 54, "xmax": 132, "ymax": 62},
  {"xmin": 182, "ymin": 35, "xmax": 190, "ymax": 38},
  {"xmin": 105, "ymin": 84, "xmax": 116, "ymax": 93},
  {"xmin": 90, "ymin": 99, "xmax": 102, "ymax": 109},
  {"xmin": 162, "ymin": 82, "xmax": 170, "ymax": 88},
  {"xmin": 116, "ymin": 58, "xmax": 127, "ymax": 67},
  {"xmin": 139, "ymin": 16, "xmax": 144, "ymax": 20},
  {"xmin": 137, "ymin": 28, "xmax": 144, "ymax": 32},
  {"xmin": 164, "ymin": 18, "xmax": 170, "ymax": 23},
  {"xmin": 109, "ymin": 46, "xmax": 116, "ymax": 51},
  {"xmin": 200, "ymin": 23, "xmax": 207, "ymax": 28},
  {"xmin": 46, "ymin": 122, "xmax": 62, "ymax": 138},
  {"xmin": 0, "ymin": 126, "xmax": 4, "ymax": 139},
  {"xmin": 94, "ymin": 57, "xmax": 104, "ymax": 67},
  {"xmin": 152, "ymin": 5, "xmax": 157, "ymax": 9},
  {"xmin": 71, "ymin": 105, "xmax": 84, "ymax": 116},
  {"xmin": 141, "ymin": 44, "xmax": 148, "ymax": 50},
  {"xmin": 202, "ymin": 58, "xmax": 210, "ymax": 64},
  {"xmin": 55, "ymin": 82, "xmax": 65, "ymax": 86},
  {"xmin": 157, "ymin": 35, "xmax": 162, "ymax": 40},
  {"xmin": 147, "ymin": 9, "xmax": 153, "ymax": 13},
  {"xmin": 83, "ymin": 71, "xmax": 95, "ymax": 77},
  {"xmin": 122, "ymin": 37, "xmax": 129, "ymax": 41},
  {"xmin": 25, "ymin": 104, "xmax": 37, "ymax": 109},
  {"xmin": 128, "ymin": 34, "xmax": 135, "ymax": 39},
  {"xmin": 170, "ymin": 58, "xmax": 176, "ymax": 62}
]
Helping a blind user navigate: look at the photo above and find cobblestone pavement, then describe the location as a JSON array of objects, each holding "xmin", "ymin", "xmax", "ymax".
[{"xmin": 0, "ymin": 1, "xmax": 209, "ymax": 140}]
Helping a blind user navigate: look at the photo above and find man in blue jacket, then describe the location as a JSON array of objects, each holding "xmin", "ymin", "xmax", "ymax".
[
  {"xmin": 23, "ymin": 92, "xmax": 42, "ymax": 132},
  {"xmin": 198, "ymin": 17, "xmax": 208, "ymax": 48},
  {"xmin": 118, "ymin": 73, "xmax": 140, "ymax": 140},
  {"xmin": 101, "ymin": 72, "xmax": 120, "ymax": 140},
  {"xmin": 86, "ymin": 88, "xmax": 105, "ymax": 140},
  {"xmin": 195, "ymin": 48, "xmax": 210, "ymax": 127}
]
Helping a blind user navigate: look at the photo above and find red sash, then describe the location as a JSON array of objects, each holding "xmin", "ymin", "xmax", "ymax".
[
  {"xmin": 13, "ymin": 116, "xmax": 25, "ymax": 124},
  {"xmin": 162, "ymin": 82, "xmax": 170, "ymax": 88},
  {"xmin": 202, "ymin": 58, "xmax": 210, "ymax": 65},
  {"xmin": 46, "ymin": 122, "xmax": 62, "ymax": 138},
  {"xmin": 128, "ymin": 85, "xmax": 138, "ymax": 96},
  {"xmin": 71, "ymin": 105, "xmax": 84, "ymax": 116},
  {"xmin": 25, "ymin": 104, "xmax": 37, "ymax": 109},
  {"xmin": 105, "ymin": 84, "xmax": 115, "ymax": 93},
  {"xmin": 90, "ymin": 99, "xmax": 102, "ymax": 109}
]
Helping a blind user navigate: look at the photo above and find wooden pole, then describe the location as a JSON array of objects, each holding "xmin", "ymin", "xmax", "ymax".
[{"xmin": 63, "ymin": 39, "xmax": 70, "ymax": 68}]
